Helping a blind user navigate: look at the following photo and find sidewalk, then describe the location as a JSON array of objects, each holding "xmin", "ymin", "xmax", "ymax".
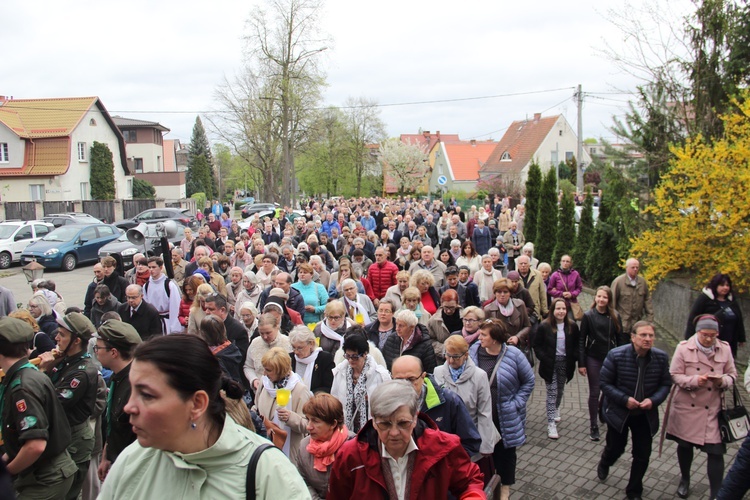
[{"xmin": 513, "ymin": 293, "xmax": 746, "ymax": 499}]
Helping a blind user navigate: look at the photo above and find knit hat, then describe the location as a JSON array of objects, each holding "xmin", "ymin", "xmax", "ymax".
[
  {"xmin": 269, "ymin": 288, "xmax": 289, "ymax": 301},
  {"xmin": 507, "ymin": 271, "xmax": 521, "ymax": 281},
  {"xmin": 192, "ymin": 268, "xmax": 211, "ymax": 281},
  {"xmin": 695, "ymin": 315, "xmax": 719, "ymax": 333}
]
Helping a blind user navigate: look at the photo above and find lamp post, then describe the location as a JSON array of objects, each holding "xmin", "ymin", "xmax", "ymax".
[{"xmin": 22, "ymin": 260, "xmax": 45, "ymax": 284}]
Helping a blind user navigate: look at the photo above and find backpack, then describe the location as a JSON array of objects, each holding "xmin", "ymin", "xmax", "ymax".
[{"xmin": 144, "ymin": 278, "xmax": 174, "ymax": 298}]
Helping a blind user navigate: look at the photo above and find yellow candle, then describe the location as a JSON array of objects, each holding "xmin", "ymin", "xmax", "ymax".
[{"xmin": 276, "ymin": 388, "xmax": 291, "ymax": 407}]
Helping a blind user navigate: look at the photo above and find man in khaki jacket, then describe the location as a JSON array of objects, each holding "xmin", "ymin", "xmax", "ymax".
[
  {"xmin": 611, "ymin": 258, "xmax": 654, "ymax": 334},
  {"xmin": 517, "ymin": 255, "xmax": 548, "ymax": 321}
]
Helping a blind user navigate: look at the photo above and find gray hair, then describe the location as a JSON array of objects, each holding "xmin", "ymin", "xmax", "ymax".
[
  {"xmin": 353, "ymin": 237, "xmax": 365, "ymax": 245},
  {"xmin": 522, "ymin": 242, "xmax": 534, "ymax": 254},
  {"xmin": 28, "ymin": 294, "xmax": 53, "ymax": 317},
  {"xmin": 309, "ymin": 255, "xmax": 323, "ymax": 266},
  {"xmin": 289, "ymin": 325, "xmax": 316, "ymax": 345},
  {"xmin": 243, "ymin": 270, "xmax": 258, "ymax": 284},
  {"xmin": 370, "ymin": 380, "xmax": 419, "ymax": 419},
  {"xmin": 238, "ymin": 301, "xmax": 258, "ymax": 316},
  {"xmin": 461, "ymin": 305, "xmax": 486, "ymax": 320},
  {"xmin": 394, "ymin": 309, "xmax": 418, "ymax": 327},
  {"xmin": 340, "ymin": 278, "xmax": 357, "ymax": 291},
  {"xmin": 488, "ymin": 247, "xmax": 500, "ymax": 257},
  {"xmin": 450, "ymin": 239, "xmax": 461, "ymax": 248}
]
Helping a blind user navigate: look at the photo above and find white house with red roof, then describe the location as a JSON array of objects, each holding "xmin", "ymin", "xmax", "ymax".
[{"xmin": 430, "ymin": 140, "xmax": 497, "ymax": 194}]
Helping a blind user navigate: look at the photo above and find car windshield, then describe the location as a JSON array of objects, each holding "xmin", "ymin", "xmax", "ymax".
[
  {"xmin": 0, "ymin": 225, "xmax": 18, "ymax": 240},
  {"xmin": 42, "ymin": 227, "xmax": 80, "ymax": 242}
]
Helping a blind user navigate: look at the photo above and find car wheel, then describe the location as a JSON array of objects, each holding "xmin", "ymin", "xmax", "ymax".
[
  {"xmin": 62, "ymin": 254, "xmax": 77, "ymax": 271},
  {"xmin": 0, "ymin": 252, "xmax": 11, "ymax": 269}
]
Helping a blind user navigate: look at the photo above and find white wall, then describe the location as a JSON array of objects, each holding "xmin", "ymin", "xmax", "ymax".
[
  {"xmin": 126, "ymin": 142, "xmax": 163, "ymax": 173},
  {"xmin": 519, "ymin": 116, "xmax": 592, "ymax": 183},
  {"xmin": 0, "ymin": 122, "xmax": 25, "ymax": 169},
  {"xmin": 155, "ymin": 184, "xmax": 185, "ymax": 200}
]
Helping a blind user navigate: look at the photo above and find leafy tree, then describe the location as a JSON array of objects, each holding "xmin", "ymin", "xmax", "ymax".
[
  {"xmin": 535, "ymin": 167, "xmax": 557, "ymax": 264},
  {"xmin": 553, "ymin": 191, "xmax": 576, "ymax": 266},
  {"xmin": 344, "ymin": 97, "xmax": 386, "ymax": 197},
  {"xmin": 572, "ymin": 188, "xmax": 595, "ymax": 280},
  {"xmin": 89, "ymin": 141, "xmax": 116, "ymax": 200},
  {"xmin": 297, "ymin": 108, "xmax": 354, "ymax": 197},
  {"xmin": 631, "ymin": 92, "xmax": 750, "ymax": 291},
  {"xmin": 379, "ymin": 138, "xmax": 429, "ymax": 195},
  {"xmin": 187, "ymin": 117, "xmax": 215, "ymax": 200},
  {"xmin": 132, "ymin": 178, "xmax": 156, "ymax": 199},
  {"xmin": 524, "ymin": 161, "xmax": 542, "ymax": 249}
]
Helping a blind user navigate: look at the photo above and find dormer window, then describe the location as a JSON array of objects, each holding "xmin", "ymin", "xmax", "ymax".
[
  {"xmin": 90, "ymin": 118, "xmax": 97, "ymax": 126},
  {"xmin": 501, "ymin": 152, "xmax": 511, "ymax": 161}
]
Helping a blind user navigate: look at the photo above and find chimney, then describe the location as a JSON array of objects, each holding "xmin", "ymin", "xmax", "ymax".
[
  {"xmin": 423, "ymin": 131, "xmax": 431, "ymax": 137},
  {"xmin": 436, "ymin": 130, "xmax": 441, "ymax": 140},
  {"xmin": 470, "ymin": 139, "xmax": 476, "ymax": 146},
  {"xmin": 533, "ymin": 113, "xmax": 541, "ymax": 123}
]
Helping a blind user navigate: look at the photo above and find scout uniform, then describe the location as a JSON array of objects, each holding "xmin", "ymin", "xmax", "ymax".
[
  {"xmin": 48, "ymin": 313, "xmax": 101, "ymax": 500},
  {"xmin": 97, "ymin": 320, "xmax": 141, "ymax": 464},
  {"xmin": 0, "ymin": 317, "xmax": 76, "ymax": 499}
]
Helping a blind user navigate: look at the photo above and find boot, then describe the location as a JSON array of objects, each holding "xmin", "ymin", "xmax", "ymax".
[
  {"xmin": 677, "ymin": 476, "xmax": 689, "ymax": 498},
  {"xmin": 500, "ymin": 485, "xmax": 510, "ymax": 500},
  {"xmin": 590, "ymin": 425, "xmax": 600, "ymax": 441}
]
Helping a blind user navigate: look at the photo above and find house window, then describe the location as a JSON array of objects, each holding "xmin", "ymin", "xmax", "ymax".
[
  {"xmin": 123, "ymin": 130, "xmax": 137, "ymax": 142},
  {"xmin": 127, "ymin": 178, "xmax": 133, "ymax": 197},
  {"xmin": 89, "ymin": 118, "xmax": 97, "ymax": 126},
  {"xmin": 500, "ymin": 152, "xmax": 511, "ymax": 161},
  {"xmin": 78, "ymin": 142, "xmax": 86, "ymax": 161},
  {"xmin": 565, "ymin": 152, "xmax": 574, "ymax": 162},
  {"xmin": 29, "ymin": 184, "xmax": 45, "ymax": 201},
  {"xmin": 559, "ymin": 130, "xmax": 563, "ymax": 136},
  {"xmin": 0, "ymin": 143, "xmax": 8, "ymax": 163},
  {"xmin": 134, "ymin": 158, "xmax": 143, "ymax": 173},
  {"xmin": 590, "ymin": 147, "xmax": 597, "ymax": 154},
  {"xmin": 80, "ymin": 182, "xmax": 90, "ymax": 200},
  {"xmin": 157, "ymin": 156, "xmax": 162, "ymax": 172}
]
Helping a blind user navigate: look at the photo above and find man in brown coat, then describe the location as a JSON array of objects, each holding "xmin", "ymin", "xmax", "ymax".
[{"xmin": 611, "ymin": 258, "xmax": 654, "ymax": 335}]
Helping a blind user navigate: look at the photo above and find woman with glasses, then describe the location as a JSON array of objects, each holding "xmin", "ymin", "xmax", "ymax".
[
  {"xmin": 364, "ymin": 299, "xmax": 397, "ymax": 351},
  {"xmin": 427, "ymin": 289, "xmax": 463, "ymax": 364},
  {"xmin": 313, "ymin": 301, "xmax": 355, "ymax": 355},
  {"xmin": 27, "ymin": 294, "xmax": 58, "ymax": 340},
  {"xmin": 434, "ymin": 336, "xmax": 501, "ymax": 459},
  {"xmin": 290, "ymin": 325, "xmax": 335, "ymax": 394},
  {"xmin": 484, "ymin": 278, "xmax": 531, "ymax": 349},
  {"xmin": 237, "ymin": 301, "xmax": 259, "ymax": 337},
  {"xmin": 329, "ymin": 380, "xmax": 485, "ymax": 499},
  {"xmin": 458, "ymin": 306, "xmax": 486, "ymax": 348},
  {"xmin": 470, "ymin": 318, "xmax": 535, "ymax": 500},
  {"xmin": 330, "ymin": 332, "xmax": 391, "ymax": 433}
]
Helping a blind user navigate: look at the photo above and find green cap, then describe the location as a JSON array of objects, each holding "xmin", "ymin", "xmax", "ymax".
[
  {"xmin": 97, "ymin": 320, "xmax": 142, "ymax": 349},
  {"xmin": 57, "ymin": 312, "xmax": 96, "ymax": 341},
  {"xmin": 0, "ymin": 317, "xmax": 36, "ymax": 343}
]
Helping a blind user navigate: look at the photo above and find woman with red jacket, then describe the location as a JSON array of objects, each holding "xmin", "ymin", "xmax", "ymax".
[
  {"xmin": 178, "ymin": 276, "xmax": 201, "ymax": 331},
  {"xmin": 328, "ymin": 380, "xmax": 485, "ymax": 500}
]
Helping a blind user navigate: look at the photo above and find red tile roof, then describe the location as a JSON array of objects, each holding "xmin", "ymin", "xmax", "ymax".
[
  {"xmin": 444, "ymin": 142, "xmax": 497, "ymax": 181},
  {"xmin": 480, "ymin": 114, "xmax": 560, "ymax": 177},
  {"xmin": 400, "ymin": 131, "xmax": 462, "ymax": 152}
]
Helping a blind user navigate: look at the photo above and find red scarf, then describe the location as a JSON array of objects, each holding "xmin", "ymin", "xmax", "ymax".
[
  {"xmin": 306, "ymin": 425, "xmax": 349, "ymax": 472},
  {"xmin": 136, "ymin": 269, "xmax": 151, "ymax": 286},
  {"xmin": 210, "ymin": 340, "xmax": 232, "ymax": 355}
]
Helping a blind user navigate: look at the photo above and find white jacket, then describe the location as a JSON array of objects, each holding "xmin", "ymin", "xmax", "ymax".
[{"xmin": 330, "ymin": 359, "xmax": 391, "ymax": 423}]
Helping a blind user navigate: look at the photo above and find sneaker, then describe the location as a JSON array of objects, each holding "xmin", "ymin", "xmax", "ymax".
[
  {"xmin": 590, "ymin": 425, "xmax": 600, "ymax": 441},
  {"xmin": 554, "ymin": 408, "xmax": 561, "ymax": 422},
  {"xmin": 547, "ymin": 422, "xmax": 559, "ymax": 439},
  {"xmin": 597, "ymin": 461, "xmax": 609, "ymax": 481}
]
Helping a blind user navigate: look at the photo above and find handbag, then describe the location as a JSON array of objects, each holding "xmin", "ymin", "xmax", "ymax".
[
  {"xmin": 719, "ymin": 377, "xmax": 750, "ymax": 443},
  {"xmin": 262, "ymin": 415, "xmax": 289, "ymax": 449},
  {"xmin": 561, "ymin": 279, "xmax": 584, "ymax": 321}
]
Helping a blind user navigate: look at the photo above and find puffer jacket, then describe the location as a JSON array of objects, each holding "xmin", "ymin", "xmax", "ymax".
[
  {"xmin": 469, "ymin": 343, "xmax": 535, "ymax": 449},
  {"xmin": 579, "ymin": 307, "xmax": 627, "ymax": 364},
  {"xmin": 600, "ymin": 343, "xmax": 672, "ymax": 435},
  {"xmin": 382, "ymin": 324, "xmax": 437, "ymax": 374},
  {"xmin": 178, "ymin": 297, "xmax": 193, "ymax": 327},
  {"xmin": 367, "ymin": 260, "xmax": 398, "ymax": 300}
]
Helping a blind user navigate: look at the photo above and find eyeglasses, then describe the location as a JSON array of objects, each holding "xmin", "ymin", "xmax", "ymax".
[
  {"xmin": 92, "ymin": 345, "xmax": 112, "ymax": 353},
  {"xmin": 462, "ymin": 318, "xmax": 478, "ymax": 323},
  {"xmin": 327, "ymin": 315, "xmax": 343, "ymax": 321},
  {"xmin": 443, "ymin": 351, "xmax": 467, "ymax": 360},
  {"xmin": 442, "ymin": 305, "xmax": 457, "ymax": 311},
  {"xmin": 343, "ymin": 353, "xmax": 364, "ymax": 360},
  {"xmin": 373, "ymin": 419, "xmax": 415, "ymax": 432},
  {"xmin": 393, "ymin": 374, "xmax": 424, "ymax": 384},
  {"xmin": 292, "ymin": 345, "xmax": 310, "ymax": 353}
]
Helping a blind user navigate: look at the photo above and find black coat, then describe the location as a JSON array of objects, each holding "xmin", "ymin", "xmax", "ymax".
[
  {"xmin": 216, "ymin": 342, "xmax": 243, "ymax": 384},
  {"xmin": 102, "ymin": 273, "xmax": 129, "ymax": 303},
  {"xmin": 684, "ymin": 290, "xmax": 746, "ymax": 348},
  {"xmin": 289, "ymin": 350, "xmax": 335, "ymax": 394},
  {"xmin": 533, "ymin": 321, "xmax": 580, "ymax": 384},
  {"xmin": 382, "ymin": 324, "xmax": 437, "ymax": 374},
  {"xmin": 579, "ymin": 308, "xmax": 627, "ymax": 364},
  {"xmin": 118, "ymin": 301, "xmax": 163, "ymax": 341}
]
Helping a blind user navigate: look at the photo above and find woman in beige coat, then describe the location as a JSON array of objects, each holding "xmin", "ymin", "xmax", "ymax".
[{"xmin": 665, "ymin": 315, "xmax": 737, "ymax": 499}]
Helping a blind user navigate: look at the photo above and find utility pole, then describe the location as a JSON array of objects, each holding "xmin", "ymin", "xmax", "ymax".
[{"xmin": 576, "ymin": 84, "xmax": 584, "ymax": 193}]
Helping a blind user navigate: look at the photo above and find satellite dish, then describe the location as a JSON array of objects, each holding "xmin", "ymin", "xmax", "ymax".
[
  {"xmin": 127, "ymin": 223, "xmax": 149, "ymax": 246},
  {"xmin": 155, "ymin": 220, "xmax": 178, "ymax": 239}
]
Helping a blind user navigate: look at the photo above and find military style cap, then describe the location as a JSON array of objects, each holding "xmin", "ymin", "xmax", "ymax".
[
  {"xmin": 97, "ymin": 320, "xmax": 142, "ymax": 349},
  {"xmin": 57, "ymin": 312, "xmax": 96, "ymax": 341},
  {"xmin": 0, "ymin": 317, "xmax": 35, "ymax": 343}
]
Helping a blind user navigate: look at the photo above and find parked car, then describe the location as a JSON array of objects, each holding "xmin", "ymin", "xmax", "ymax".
[
  {"xmin": 98, "ymin": 224, "xmax": 185, "ymax": 272},
  {"xmin": 114, "ymin": 208, "xmax": 199, "ymax": 231},
  {"xmin": 0, "ymin": 221, "xmax": 55, "ymax": 269},
  {"xmin": 43, "ymin": 213, "xmax": 103, "ymax": 228},
  {"xmin": 21, "ymin": 224, "xmax": 122, "ymax": 271},
  {"xmin": 240, "ymin": 203, "xmax": 278, "ymax": 219}
]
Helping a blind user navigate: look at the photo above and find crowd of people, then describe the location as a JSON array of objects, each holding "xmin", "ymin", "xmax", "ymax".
[{"xmin": 0, "ymin": 194, "xmax": 747, "ymax": 500}]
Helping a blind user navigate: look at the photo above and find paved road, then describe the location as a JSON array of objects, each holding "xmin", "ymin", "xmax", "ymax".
[{"xmin": 0, "ymin": 262, "xmax": 96, "ymax": 311}]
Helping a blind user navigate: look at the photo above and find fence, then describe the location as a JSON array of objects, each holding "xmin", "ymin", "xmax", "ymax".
[
  {"xmin": 43, "ymin": 201, "xmax": 76, "ymax": 216},
  {"xmin": 4, "ymin": 202, "xmax": 36, "ymax": 221},
  {"xmin": 82, "ymin": 201, "xmax": 115, "ymax": 223},
  {"xmin": 123, "ymin": 199, "xmax": 156, "ymax": 219}
]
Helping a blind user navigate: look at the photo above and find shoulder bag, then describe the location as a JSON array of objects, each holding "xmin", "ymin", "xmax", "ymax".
[
  {"xmin": 561, "ymin": 279, "xmax": 584, "ymax": 321},
  {"xmin": 246, "ymin": 443, "xmax": 274, "ymax": 500},
  {"xmin": 719, "ymin": 376, "xmax": 750, "ymax": 443}
]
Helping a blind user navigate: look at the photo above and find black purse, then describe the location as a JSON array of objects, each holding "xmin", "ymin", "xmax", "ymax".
[{"xmin": 718, "ymin": 377, "xmax": 750, "ymax": 443}]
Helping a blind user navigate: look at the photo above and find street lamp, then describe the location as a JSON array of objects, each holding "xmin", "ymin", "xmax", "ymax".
[{"xmin": 22, "ymin": 260, "xmax": 45, "ymax": 284}]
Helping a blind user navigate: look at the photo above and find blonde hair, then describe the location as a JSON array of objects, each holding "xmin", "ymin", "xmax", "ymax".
[
  {"xmin": 261, "ymin": 346, "xmax": 292, "ymax": 379},
  {"xmin": 191, "ymin": 283, "xmax": 215, "ymax": 312},
  {"xmin": 444, "ymin": 335, "xmax": 469, "ymax": 353}
]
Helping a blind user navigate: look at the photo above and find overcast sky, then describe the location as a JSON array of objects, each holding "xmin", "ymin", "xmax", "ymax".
[{"xmin": 1, "ymin": 0, "xmax": 694, "ymax": 145}]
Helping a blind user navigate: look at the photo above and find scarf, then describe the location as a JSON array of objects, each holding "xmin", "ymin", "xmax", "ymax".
[
  {"xmin": 320, "ymin": 320, "xmax": 345, "ymax": 344},
  {"xmin": 261, "ymin": 371, "xmax": 302, "ymax": 400},
  {"xmin": 449, "ymin": 363, "xmax": 466, "ymax": 382},
  {"xmin": 307, "ymin": 425, "xmax": 350, "ymax": 472},
  {"xmin": 462, "ymin": 327, "xmax": 480, "ymax": 345},
  {"xmin": 295, "ymin": 347, "xmax": 321, "ymax": 388},
  {"xmin": 496, "ymin": 299, "xmax": 514, "ymax": 317},
  {"xmin": 401, "ymin": 328, "xmax": 419, "ymax": 353},
  {"xmin": 694, "ymin": 336, "xmax": 716, "ymax": 356},
  {"xmin": 345, "ymin": 296, "xmax": 373, "ymax": 326},
  {"xmin": 136, "ymin": 269, "xmax": 150, "ymax": 286},
  {"xmin": 345, "ymin": 356, "xmax": 371, "ymax": 432},
  {"xmin": 478, "ymin": 268, "xmax": 496, "ymax": 301}
]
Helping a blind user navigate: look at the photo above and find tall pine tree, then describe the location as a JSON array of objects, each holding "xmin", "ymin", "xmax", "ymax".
[
  {"xmin": 524, "ymin": 161, "xmax": 542, "ymax": 247},
  {"xmin": 572, "ymin": 188, "xmax": 595, "ymax": 280},
  {"xmin": 89, "ymin": 141, "xmax": 116, "ymax": 200},
  {"xmin": 552, "ymin": 191, "xmax": 576, "ymax": 266},
  {"xmin": 186, "ymin": 117, "xmax": 216, "ymax": 200},
  {"xmin": 535, "ymin": 168, "xmax": 558, "ymax": 264}
]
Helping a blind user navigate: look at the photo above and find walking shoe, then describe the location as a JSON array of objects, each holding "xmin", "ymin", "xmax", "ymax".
[
  {"xmin": 677, "ymin": 476, "xmax": 690, "ymax": 498},
  {"xmin": 547, "ymin": 422, "xmax": 559, "ymax": 439},
  {"xmin": 554, "ymin": 408, "xmax": 561, "ymax": 422},
  {"xmin": 597, "ymin": 461, "xmax": 609, "ymax": 481},
  {"xmin": 590, "ymin": 425, "xmax": 600, "ymax": 441}
]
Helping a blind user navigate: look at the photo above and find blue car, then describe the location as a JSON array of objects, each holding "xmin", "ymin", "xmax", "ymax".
[{"xmin": 21, "ymin": 223, "xmax": 122, "ymax": 271}]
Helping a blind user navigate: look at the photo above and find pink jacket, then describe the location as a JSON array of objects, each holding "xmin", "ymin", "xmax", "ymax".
[{"xmin": 665, "ymin": 336, "xmax": 737, "ymax": 445}]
